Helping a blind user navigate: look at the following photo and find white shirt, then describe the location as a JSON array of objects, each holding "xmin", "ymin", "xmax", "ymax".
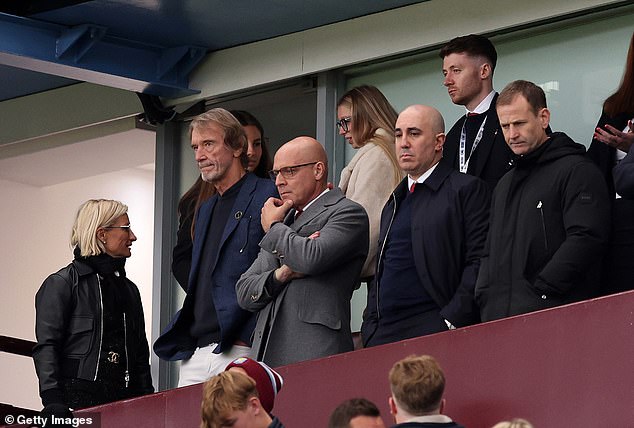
[
  {"xmin": 404, "ymin": 414, "xmax": 454, "ymax": 424},
  {"xmin": 299, "ymin": 188, "xmax": 329, "ymax": 214},
  {"xmin": 466, "ymin": 90, "xmax": 496, "ymax": 115},
  {"xmin": 408, "ymin": 162, "xmax": 439, "ymax": 190}
]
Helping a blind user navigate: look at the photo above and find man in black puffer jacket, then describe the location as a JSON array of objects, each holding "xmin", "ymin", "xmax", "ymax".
[{"xmin": 475, "ymin": 80, "xmax": 610, "ymax": 322}]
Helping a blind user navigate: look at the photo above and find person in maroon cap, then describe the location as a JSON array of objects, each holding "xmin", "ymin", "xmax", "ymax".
[
  {"xmin": 225, "ymin": 357, "xmax": 283, "ymax": 414},
  {"xmin": 201, "ymin": 370, "xmax": 285, "ymax": 428}
]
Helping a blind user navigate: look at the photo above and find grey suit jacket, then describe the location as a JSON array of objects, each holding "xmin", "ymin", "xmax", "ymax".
[{"xmin": 236, "ymin": 188, "xmax": 369, "ymax": 367}]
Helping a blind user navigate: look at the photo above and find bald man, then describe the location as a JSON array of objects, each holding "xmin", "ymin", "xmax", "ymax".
[
  {"xmin": 236, "ymin": 137, "xmax": 369, "ymax": 367},
  {"xmin": 361, "ymin": 105, "xmax": 490, "ymax": 347}
]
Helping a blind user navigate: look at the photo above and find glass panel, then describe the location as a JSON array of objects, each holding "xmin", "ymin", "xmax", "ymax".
[
  {"xmin": 342, "ymin": 11, "xmax": 634, "ymax": 333},
  {"xmin": 345, "ymin": 12, "xmax": 633, "ymax": 163}
]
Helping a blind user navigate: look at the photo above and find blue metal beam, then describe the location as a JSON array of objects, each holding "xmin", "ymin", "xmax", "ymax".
[{"xmin": 0, "ymin": 12, "xmax": 206, "ymax": 99}]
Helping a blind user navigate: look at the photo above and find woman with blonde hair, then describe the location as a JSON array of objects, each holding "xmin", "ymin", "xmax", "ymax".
[
  {"xmin": 33, "ymin": 199, "xmax": 153, "ymax": 418},
  {"xmin": 337, "ymin": 85, "xmax": 403, "ymax": 280}
]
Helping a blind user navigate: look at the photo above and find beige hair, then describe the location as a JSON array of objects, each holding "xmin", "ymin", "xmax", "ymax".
[
  {"xmin": 201, "ymin": 371, "xmax": 258, "ymax": 428},
  {"xmin": 389, "ymin": 355, "xmax": 445, "ymax": 416},
  {"xmin": 71, "ymin": 199, "xmax": 128, "ymax": 257},
  {"xmin": 189, "ymin": 108, "xmax": 249, "ymax": 168},
  {"xmin": 491, "ymin": 418, "xmax": 534, "ymax": 428},
  {"xmin": 338, "ymin": 85, "xmax": 402, "ymax": 187}
]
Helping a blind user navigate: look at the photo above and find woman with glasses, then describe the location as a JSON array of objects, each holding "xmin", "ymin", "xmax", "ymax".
[
  {"xmin": 33, "ymin": 199, "xmax": 153, "ymax": 419},
  {"xmin": 172, "ymin": 110, "xmax": 273, "ymax": 289},
  {"xmin": 336, "ymin": 85, "xmax": 403, "ymax": 282}
]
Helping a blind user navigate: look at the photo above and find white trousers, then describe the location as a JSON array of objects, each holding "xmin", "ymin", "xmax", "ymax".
[{"xmin": 178, "ymin": 343, "xmax": 251, "ymax": 387}]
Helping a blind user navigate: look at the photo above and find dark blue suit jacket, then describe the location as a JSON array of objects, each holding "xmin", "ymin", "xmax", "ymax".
[
  {"xmin": 362, "ymin": 161, "xmax": 490, "ymax": 345},
  {"xmin": 154, "ymin": 173, "xmax": 278, "ymax": 361}
]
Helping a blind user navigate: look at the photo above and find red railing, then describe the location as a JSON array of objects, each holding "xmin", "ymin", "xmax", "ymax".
[{"xmin": 63, "ymin": 290, "xmax": 634, "ymax": 428}]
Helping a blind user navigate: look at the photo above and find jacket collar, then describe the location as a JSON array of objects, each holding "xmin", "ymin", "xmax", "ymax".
[
  {"xmin": 287, "ymin": 187, "xmax": 345, "ymax": 229},
  {"xmin": 72, "ymin": 258, "xmax": 96, "ymax": 276}
]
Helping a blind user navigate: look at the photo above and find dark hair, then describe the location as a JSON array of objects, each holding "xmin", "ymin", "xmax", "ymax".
[
  {"xmin": 497, "ymin": 80, "xmax": 547, "ymax": 114},
  {"xmin": 328, "ymin": 398, "xmax": 381, "ymax": 428},
  {"xmin": 439, "ymin": 34, "xmax": 497, "ymax": 73},
  {"xmin": 230, "ymin": 110, "xmax": 273, "ymax": 178},
  {"xmin": 603, "ymin": 32, "xmax": 634, "ymax": 117}
]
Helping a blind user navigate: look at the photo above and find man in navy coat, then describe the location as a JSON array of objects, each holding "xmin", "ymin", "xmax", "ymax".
[
  {"xmin": 154, "ymin": 108, "xmax": 277, "ymax": 386},
  {"xmin": 361, "ymin": 105, "xmax": 490, "ymax": 347}
]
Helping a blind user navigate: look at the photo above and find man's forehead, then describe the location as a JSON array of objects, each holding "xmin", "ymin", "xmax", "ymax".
[
  {"xmin": 192, "ymin": 122, "xmax": 224, "ymax": 138},
  {"xmin": 443, "ymin": 51, "xmax": 481, "ymax": 66},
  {"xmin": 274, "ymin": 145, "xmax": 304, "ymax": 166},
  {"xmin": 396, "ymin": 109, "xmax": 426, "ymax": 128}
]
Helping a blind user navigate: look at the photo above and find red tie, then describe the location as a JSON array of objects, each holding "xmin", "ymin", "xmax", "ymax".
[
  {"xmin": 410, "ymin": 182, "xmax": 416, "ymax": 193},
  {"xmin": 467, "ymin": 112, "xmax": 479, "ymax": 117},
  {"xmin": 295, "ymin": 208, "xmax": 303, "ymax": 219}
]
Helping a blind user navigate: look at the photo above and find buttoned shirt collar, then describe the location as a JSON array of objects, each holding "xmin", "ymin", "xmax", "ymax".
[
  {"xmin": 466, "ymin": 90, "xmax": 496, "ymax": 115},
  {"xmin": 408, "ymin": 161, "xmax": 439, "ymax": 190}
]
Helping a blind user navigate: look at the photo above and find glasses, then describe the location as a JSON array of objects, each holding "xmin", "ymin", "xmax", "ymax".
[
  {"xmin": 336, "ymin": 117, "xmax": 352, "ymax": 133},
  {"xmin": 104, "ymin": 225, "xmax": 133, "ymax": 233},
  {"xmin": 269, "ymin": 162, "xmax": 318, "ymax": 180}
]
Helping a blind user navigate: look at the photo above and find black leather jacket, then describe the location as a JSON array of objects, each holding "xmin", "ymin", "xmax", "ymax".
[{"xmin": 33, "ymin": 259, "xmax": 153, "ymax": 406}]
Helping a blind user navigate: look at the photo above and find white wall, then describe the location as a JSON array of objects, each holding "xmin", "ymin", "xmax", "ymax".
[{"xmin": 0, "ymin": 168, "xmax": 154, "ymax": 410}]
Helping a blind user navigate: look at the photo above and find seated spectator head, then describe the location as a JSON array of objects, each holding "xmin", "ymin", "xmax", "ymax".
[
  {"xmin": 225, "ymin": 357, "xmax": 283, "ymax": 414},
  {"xmin": 491, "ymin": 418, "xmax": 534, "ymax": 428},
  {"xmin": 388, "ymin": 355, "xmax": 446, "ymax": 423},
  {"xmin": 328, "ymin": 397, "xmax": 386, "ymax": 428},
  {"xmin": 201, "ymin": 370, "xmax": 272, "ymax": 428}
]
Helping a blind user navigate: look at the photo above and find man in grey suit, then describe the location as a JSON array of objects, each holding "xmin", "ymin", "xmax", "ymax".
[{"xmin": 236, "ymin": 136, "xmax": 369, "ymax": 367}]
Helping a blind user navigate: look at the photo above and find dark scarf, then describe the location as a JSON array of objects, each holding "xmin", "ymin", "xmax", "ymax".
[{"xmin": 74, "ymin": 247, "xmax": 129, "ymax": 313}]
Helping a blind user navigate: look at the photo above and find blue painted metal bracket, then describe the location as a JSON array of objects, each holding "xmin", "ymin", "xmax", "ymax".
[
  {"xmin": 56, "ymin": 24, "xmax": 107, "ymax": 62},
  {"xmin": 0, "ymin": 12, "xmax": 206, "ymax": 99}
]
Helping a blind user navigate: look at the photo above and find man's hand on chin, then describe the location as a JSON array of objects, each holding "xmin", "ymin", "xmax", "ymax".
[{"xmin": 261, "ymin": 197, "xmax": 294, "ymax": 232}]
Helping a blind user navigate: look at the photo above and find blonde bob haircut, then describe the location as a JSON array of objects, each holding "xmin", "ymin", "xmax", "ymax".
[{"xmin": 71, "ymin": 199, "xmax": 129, "ymax": 257}]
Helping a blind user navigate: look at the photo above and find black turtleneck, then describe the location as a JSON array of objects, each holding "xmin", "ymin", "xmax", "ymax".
[{"xmin": 74, "ymin": 248, "xmax": 128, "ymax": 385}]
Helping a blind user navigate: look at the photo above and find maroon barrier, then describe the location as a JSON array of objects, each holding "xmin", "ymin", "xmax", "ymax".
[{"xmin": 73, "ymin": 290, "xmax": 634, "ymax": 428}]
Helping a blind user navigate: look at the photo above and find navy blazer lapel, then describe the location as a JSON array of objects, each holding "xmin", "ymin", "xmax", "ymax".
[
  {"xmin": 218, "ymin": 173, "xmax": 257, "ymax": 247},
  {"xmin": 189, "ymin": 174, "xmax": 259, "ymax": 288}
]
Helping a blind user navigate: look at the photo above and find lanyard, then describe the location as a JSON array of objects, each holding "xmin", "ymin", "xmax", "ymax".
[{"xmin": 459, "ymin": 115, "xmax": 487, "ymax": 173}]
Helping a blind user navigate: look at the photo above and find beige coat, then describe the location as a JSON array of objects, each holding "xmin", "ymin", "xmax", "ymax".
[{"xmin": 339, "ymin": 132, "xmax": 403, "ymax": 277}]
